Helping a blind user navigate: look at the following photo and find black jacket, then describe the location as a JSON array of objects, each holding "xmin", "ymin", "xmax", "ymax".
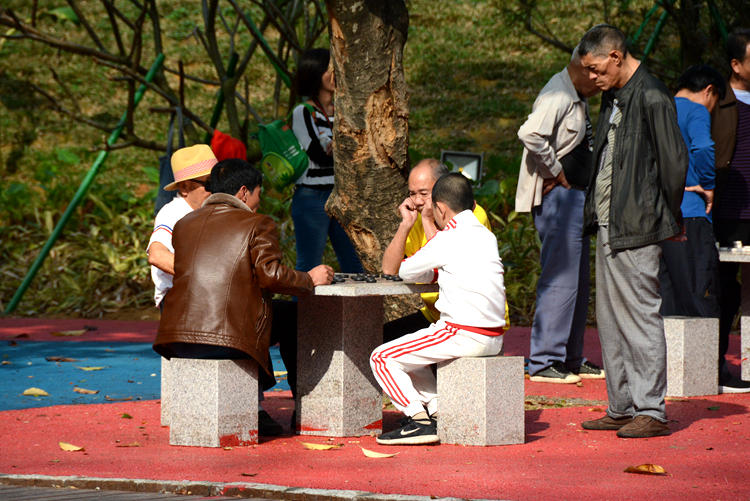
[{"xmin": 584, "ymin": 64, "xmax": 688, "ymax": 251}]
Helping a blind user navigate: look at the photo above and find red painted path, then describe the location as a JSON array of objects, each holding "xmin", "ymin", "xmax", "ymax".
[{"xmin": 1, "ymin": 318, "xmax": 748, "ymax": 500}]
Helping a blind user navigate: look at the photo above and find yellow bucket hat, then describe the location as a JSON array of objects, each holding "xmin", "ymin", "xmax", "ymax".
[{"xmin": 164, "ymin": 144, "xmax": 218, "ymax": 191}]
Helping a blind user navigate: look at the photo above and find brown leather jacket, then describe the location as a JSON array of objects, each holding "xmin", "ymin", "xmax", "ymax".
[
  {"xmin": 154, "ymin": 193, "xmax": 313, "ymax": 375},
  {"xmin": 712, "ymin": 85, "xmax": 738, "ymax": 171}
]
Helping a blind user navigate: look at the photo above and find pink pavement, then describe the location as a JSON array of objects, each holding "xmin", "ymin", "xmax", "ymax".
[{"xmin": 1, "ymin": 318, "xmax": 749, "ymax": 500}]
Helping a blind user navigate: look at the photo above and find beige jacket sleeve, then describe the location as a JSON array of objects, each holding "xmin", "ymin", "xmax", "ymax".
[{"xmin": 515, "ymin": 71, "xmax": 586, "ymax": 212}]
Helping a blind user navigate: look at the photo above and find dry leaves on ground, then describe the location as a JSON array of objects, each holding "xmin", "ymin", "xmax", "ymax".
[
  {"xmin": 361, "ymin": 447, "xmax": 398, "ymax": 458},
  {"xmin": 59, "ymin": 442, "xmax": 84, "ymax": 452},
  {"xmin": 301, "ymin": 442, "xmax": 343, "ymax": 450},
  {"xmin": 51, "ymin": 330, "xmax": 87, "ymax": 337},
  {"xmin": 76, "ymin": 366, "xmax": 105, "ymax": 371},
  {"xmin": 624, "ymin": 464, "xmax": 667, "ymax": 475},
  {"xmin": 45, "ymin": 356, "xmax": 79, "ymax": 362},
  {"xmin": 23, "ymin": 387, "xmax": 49, "ymax": 396},
  {"xmin": 73, "ymin": 387, "xmax": 98, "ymax": 394}
]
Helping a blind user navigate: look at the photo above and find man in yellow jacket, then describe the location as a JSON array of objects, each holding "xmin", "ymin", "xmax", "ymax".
[{"xmin": 382, "ymin": 158, "xmax": 505, "ymax": 341}]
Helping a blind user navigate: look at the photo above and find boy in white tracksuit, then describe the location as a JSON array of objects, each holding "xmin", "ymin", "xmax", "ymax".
[{"xmin": 370, "ymin": 173, "xmax": 506, "ymax": 445}]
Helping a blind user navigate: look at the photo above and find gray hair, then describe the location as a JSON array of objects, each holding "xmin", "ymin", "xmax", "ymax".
[
  {"xmin": 577, "ymin": 24, "xmax": 628, "ymax": 58},
  {"xmin": 413, "ymin": 158, "xmax": 450, "ymax": 181}
]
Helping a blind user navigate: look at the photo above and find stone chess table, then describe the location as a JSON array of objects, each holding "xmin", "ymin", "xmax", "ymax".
[
  {"xmin": 718, "ymin": 248, "xmax": 750, "ymax": 380},
  {"xmin": 295, "ymin": 275, "xmax": 439, "ymax": 437}
]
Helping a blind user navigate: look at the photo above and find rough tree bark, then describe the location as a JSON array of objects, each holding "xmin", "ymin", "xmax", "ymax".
[{"xmin": 324, "ymin": 0, "xmax": 410, "ymax": 273}]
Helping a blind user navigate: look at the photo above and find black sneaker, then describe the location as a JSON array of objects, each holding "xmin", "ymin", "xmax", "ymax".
[
  {"xmin": 376, "ymin": 417, "xmax": 439, "ymax": 445},
  {"xmin": 573, "ymin": 361, "xmax": 606, "ymax": 379},
  {"xmin": 718, "ymin": 374, "xmax": 750, "ymax": 394},
  {"xmin": 529, "ymin": 361, "xmax": 581, "ymax": 384}
]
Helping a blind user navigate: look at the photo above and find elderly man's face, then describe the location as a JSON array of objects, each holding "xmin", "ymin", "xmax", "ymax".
[
  {"xmin": 581, "ymin": 52, "xmax": 621, "ymax": 91},
  {"xmin": 180, "ymin": 176, "xmax": 210, "ymax": 210},
  {"xmin": 407, "ymin": 166, "xmax": 435, "ymax": 211}
]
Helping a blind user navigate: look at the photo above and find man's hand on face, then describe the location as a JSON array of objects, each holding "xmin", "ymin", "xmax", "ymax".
[
  {"xmin": 308, "ymin": 264, "xmax": 334, "ymax": 286},
  {"xmin": 398, "ymin": 197, "xmax": 419, "ymax": 228}
]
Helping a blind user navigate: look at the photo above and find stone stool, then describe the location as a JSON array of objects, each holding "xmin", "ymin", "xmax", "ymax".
[
  {"xmin": 664, "ymin": 316, "xmax": 719, "ymax": 397},
  {"xmin": 437, "ymin": 356, "xmax": 524, "ymax": 446},
  {"xmin": 160, "ymin": 357, "xmax": 171, "ymax": 426},
  {"xmin": 168, "ymin": 358, "xmax": 259, "ymax": 447}
]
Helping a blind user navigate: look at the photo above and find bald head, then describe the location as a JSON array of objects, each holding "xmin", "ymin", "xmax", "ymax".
[{"xmin": 409, "ymin": 158, "xmax": 450, "ymax": 184}]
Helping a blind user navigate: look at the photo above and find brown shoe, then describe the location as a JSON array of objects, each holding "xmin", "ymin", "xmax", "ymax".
[
  {"xmin": 616, "ymin": 415, "xmax": 670, "ymax": 438},
  {"xmin": 581, "ymin": 414, "xmax": 633, "ymax": 430}
]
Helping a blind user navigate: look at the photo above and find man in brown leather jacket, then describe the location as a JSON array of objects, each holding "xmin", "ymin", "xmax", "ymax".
[{"xmin": 154, "ymin": 159, "xmax": 333, "ymax": 399}]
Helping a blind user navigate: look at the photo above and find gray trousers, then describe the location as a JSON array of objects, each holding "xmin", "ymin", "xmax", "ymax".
[{"xmin": 596, "ymin": 226, "xmax": 667, "ymax": 422}]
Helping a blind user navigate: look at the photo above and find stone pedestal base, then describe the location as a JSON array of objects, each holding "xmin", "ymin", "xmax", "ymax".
[
  {"xmin": 664, "ymin": 317, "xmax": 718, "ymax": 397},
  {"xmin": 169, "ymin": 358, "xmax": 258, "ymax": 447},
  {"xmin": 296, "ymin": 295, "xmax": 383, "ymax": 437},
  {"xmin": 160, "ymin": 357, "xmax": 171, "ymax": 426},
  {"xmin": 437, "ymin": 356, "xmax": 524, "ymax": 446}
]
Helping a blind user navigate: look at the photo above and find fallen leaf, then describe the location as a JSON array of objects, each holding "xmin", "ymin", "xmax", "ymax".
[
  {"xmin": 23, "ymin": 387, "xmax": 49, "ymax": 397},
  {"xmin": 73, "ymin": 387, "xmax": 99, "ymax": 395},
  {"xmin": 76, "ymin": 366, "xmax": 105, "ymax": 371},
  {"xmin": 361, "ymin": 447, "xmax": 398, "ymax": 458},
  {"xmin": 624, "ymin": 464, "xmax": 667, "ymax": 475},
  {"xmin": 241, "ymin": 472, "xmax": 257, "ymax": 477},
  {"xmin": 59, "ymin": 442, "xmax": 84, "ymax": 452},
  {"xmin": 707, "ymin": 406, "xmax": 720, "ymax": 411},
  {"xmin": 51, "ymin": 329, "xmax": 86, "ymax": 337},
  {"xmin": 273, "ymin": 370, "xmax": 287, "ymax": 377},
  {"xmin": 121, "ymin": 413, "xmax": 133, "ymax": 419},
  {"xmin": 115, "ymin": 442, "xmax": 140, "ymax": 448},
  {"xmin": 301, "ymin": 442, "xmax": 342, "ymax": 450},
  {"xmin": 588, "ymin": 407, "xmax": 606, "ymax": 413},
  {"xmin": 46, "ymin": 356, "xmax": 78, "ymax": 362},
  {"xmin": 105, "ymin": 396, "xmax": 133, "ymax": 401},
  {"xmin": 1, "ymin": 361, "xmax": 11, "ymax": 365}
]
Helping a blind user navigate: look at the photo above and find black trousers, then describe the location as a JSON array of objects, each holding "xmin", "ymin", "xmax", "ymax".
[
  {"xmin": 159, "ymin": 299, "xmax": 299, "ymax": 397},
  {"xmin": 659, "ymin": 217, "xmax": 720, "ymax": 318},
  {"xmin": 713, "ymin": 218, "xmax": 750, "ymax": 370}
]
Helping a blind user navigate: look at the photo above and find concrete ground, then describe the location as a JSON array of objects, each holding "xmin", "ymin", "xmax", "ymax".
[{"xmin": 1, "ymin": 317, "xmax": 748, "ymax": 500}]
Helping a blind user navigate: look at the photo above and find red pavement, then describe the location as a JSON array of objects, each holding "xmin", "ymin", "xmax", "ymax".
[{"xmin": 1, "ymin": 318, "xmax": 749, "ymax": 500}]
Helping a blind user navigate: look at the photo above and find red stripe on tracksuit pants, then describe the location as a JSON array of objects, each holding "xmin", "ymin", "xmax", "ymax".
[{"xmin": 370, "ymin": 322, "xmax": 503, "ymax": 417}]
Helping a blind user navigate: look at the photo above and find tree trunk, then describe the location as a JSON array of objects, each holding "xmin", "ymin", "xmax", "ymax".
[{"xmin": 325, "ymin": 0, "xmax": 410, "ymax": 273}]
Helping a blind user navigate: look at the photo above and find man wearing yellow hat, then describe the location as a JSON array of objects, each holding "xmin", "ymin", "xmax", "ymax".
[{"xmin": 147, "ymin": 144, "xmax": 217, "ymax": 307}]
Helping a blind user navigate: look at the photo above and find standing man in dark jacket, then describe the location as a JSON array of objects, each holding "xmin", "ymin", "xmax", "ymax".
[
  {"xmin": 711, "ymin": 28, "xmax": 750, "ymax": 393},
  {"xmin": 154, "ymin": 159, "xmax": 333, "ymax": 395},
  {"xmin": 577, "ymin": 24, "xmax": 688, "ymax": 438}
]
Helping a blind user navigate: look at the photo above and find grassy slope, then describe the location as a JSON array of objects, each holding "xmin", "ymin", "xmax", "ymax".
[{"xmin": 0, "ymin": 0, "xmax": 653, "ymax": 320}]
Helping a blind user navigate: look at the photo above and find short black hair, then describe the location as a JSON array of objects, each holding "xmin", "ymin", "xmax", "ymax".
[
  {"xmin": 208, "ymin": 158, "xmax": 262, "ymax": 196},
  {"xmin": 727, "ymin": 28, "xmax": 750, "ymax": 64},
  {"xmin": 578, "ymin": 24, "xmax": 629, "ymax": 58},
  {"xmin": 431, "ymin": 173, "xmax": 474, "ymax": 213},
  {"xmin": 294, "ymin": 48, "xmax": 330, "ymax": 99},
  {"xmin": 676, "ymin": 64, "xmax": 726, "ymax": 100}
]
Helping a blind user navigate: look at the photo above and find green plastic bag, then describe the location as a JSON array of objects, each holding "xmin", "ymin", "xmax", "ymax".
[{"xmin": 257, "ymin": 104, "xmax": 314, "ymax": 191}]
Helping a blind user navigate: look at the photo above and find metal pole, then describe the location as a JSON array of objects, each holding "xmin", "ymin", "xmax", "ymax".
[{"xmin": 4, "ymin": 53, "xmax": 165, "ymax": 314}]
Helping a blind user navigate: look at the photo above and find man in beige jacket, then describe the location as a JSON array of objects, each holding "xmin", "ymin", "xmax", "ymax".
[{"xmin": 516, "ymin": 48, "xmax": 602, "ymax": 384}]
